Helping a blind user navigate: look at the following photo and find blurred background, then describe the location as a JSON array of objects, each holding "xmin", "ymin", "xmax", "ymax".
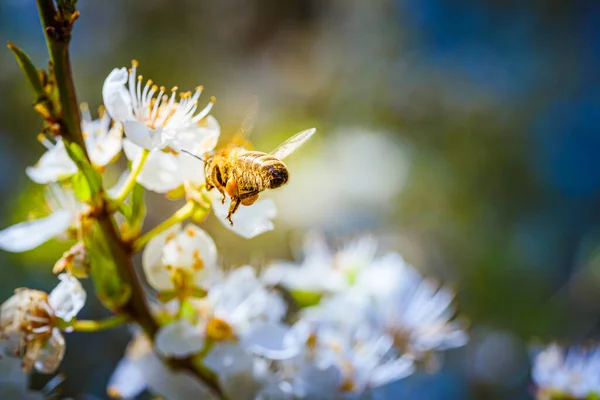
[{"xmin": 1, "ymin": 0, "xmax": 600, "ymax": 399}]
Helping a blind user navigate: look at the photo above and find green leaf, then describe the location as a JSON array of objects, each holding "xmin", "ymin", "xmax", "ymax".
[
  {"xmin": 65, "ymin": 142, "xmax": 103, "ymax": 206},
  {"xmin": 7, "ymin": 42, "xmax": 45, "ymax": 99},
  {"xmin": 84, "ymin": 222, "xmax": 130, "ymax": 310},
  {"xmin": 71, "ymin": 171, "xmax": 91, "ymax": 203},
  {"xmin": 129, "ymin": 182, "xmax": 146, "ymax": 234},
  {"xmin": 291, "ymin": 290, "xmax": 322, "ymax": 308}
]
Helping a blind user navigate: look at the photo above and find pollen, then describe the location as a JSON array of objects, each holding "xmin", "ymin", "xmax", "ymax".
[
  {"xmin": 192, "ymin": 250, "xmax": 204, "ymax": 271},
  {"xmin": 171, "ymin": 86, "xmax": 178, "ymax": 93},
  {"xmin": 165, "ymin": 232, "xmax": 177, "ymax": 243},
  {"xmin": 206, "ymin": 318, "xmax": 235, "ymax": 341},
  {"xmin": 196, "ymin": 85, "xmax": 204, "ymax": 92},
  {"xmin": 186, "ymin": 227, "xmax": 196, "ymax": 237},
  {"xmin": 107, "ymin": 385, "xmax": 122, "ymax": 398},
  {"xmin": 131, "ymin": 59, "xmax": 139, "ymax": 67},
  {"xmin": 137, "ymin": 75, "xmax": 143, "ymax": 81},
  {"xmin": 209, "ymin": 96, "xmax": 216, "ymax": 103}
]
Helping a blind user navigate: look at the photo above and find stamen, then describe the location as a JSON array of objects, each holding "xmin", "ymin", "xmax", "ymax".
[{"xmin": 191, "ymin": 96, "xmax": 216, "ymax": 123}]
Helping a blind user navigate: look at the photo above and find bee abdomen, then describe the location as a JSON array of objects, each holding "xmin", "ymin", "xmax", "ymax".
[{"xmin": 262, "ymin": 161, "xmax": 289, "ymax": 188}]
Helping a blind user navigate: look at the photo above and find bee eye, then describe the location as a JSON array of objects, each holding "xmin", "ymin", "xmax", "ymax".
[{"xmin": 215, "ymin": 166, "xmax": 225, "ymax": 186}]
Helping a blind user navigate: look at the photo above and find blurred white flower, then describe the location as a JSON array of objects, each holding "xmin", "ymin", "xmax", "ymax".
[
  {"xmin": 142, "ymin": 223, "xmax": 218, "ymax": 293},
  {"xmin": 155, "ymin": 319, "xmax": 204, "ymax": 358},
  {"xmin": 102, "ymin": 60, "xmax": 216, "ymax": 152},
  {"xmin": 192, "ymin": 266, "xmax": 297, "ymax": 360},
  {"xmin": 265, "ymin": 233, "xmax": 377, "ymax": 295},
  {"xmin": 26, "ymin": 108, "xmax": 122, "ymax": 184},
  {"xmin": 25, "ymin": 138, "xmax": 77, "ymax": 184},
  {"xmin": 0, "ymin": 185, "xmax": 86, "ymax": 252},
  {"xmin": 532, "ymin": 344, "xmax": 600, "ymax": 399},
  {"xmin": 357, "ymin": 254, "xmax": 468, "ymax": 358},
  {"xmin": 80, "ymin": 103, "xmax": 123, "ymax": 167},
  {"xmin": 0, "ymin": 356, "xmax": 44, "ymax": 400},
  {"xmin": 108, "ymin": 332, "xmax": 216, "ymax": 400},
  {"xmin": 0, "ymin": 275, "xmax": 85, "ymax": 373},
  {"xmin": 272, "ymin": 128, "xmax": 409, "ymax": 230},
  {"xmin": 210, "ymin": 193, "xmax": 277, "ymax": 239},
  {"xmin": 270, "ymin": 295, "xmax": 414, "ymax": 398}
]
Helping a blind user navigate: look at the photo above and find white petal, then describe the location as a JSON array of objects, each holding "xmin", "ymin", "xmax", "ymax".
[
  {"xmin": 107, "ymin": 354, "xmax": 148, "ymax": 399},
  {"xmin": 212, "ymin": 195, "xmax": 277, "ymax": 239},
  {"xmin": 102, "ymin": 68, "xmax": 133, "ymax": 122},
  {"xmin": 123, "ymin": 120, "xmax": 159, "ymax": 150},
  {"xmin": 155, "ymin": 320, "xmax": 204, "ymax": 357},
  {"xmin": 106, "ymin": 170, "xmax": 130, "ymax": 199},
  {"xmin": 204, "ymin": 343, "xmax": 254, "ymax": 377},
  {"xmin": 0, "ymin": 210, "xmax": 74, "ymax": 252},
  {"xmin": 25, "ymin": 141, "xmax": 78, "ymax": 184},
  {"xmin": 161, "ymin": 223, "xmax": 218, "ymax": 281},
  {"xmin": 142, "ymin": 224, "xmax": 181, "ymax": 291},
  {"xmin": 48, "ymin": 274, "xmax": 86, "ymax": 321},
  {"xmin": 34, "ymin": 328, "xmax": 65, "ymax": 374},
  {"xmin": 369, "ymin": 356, "xmax": 415, "ymax": 388},
  {"xmin": 123, "ymin": 140, "xmax": 185, "ymax": 193},
  {"xmin": 142, "ymin": 354, "xmax": 217, "ymax": 400},
  {"xmin": 87, "ymin": 127, "xmax": 123, "ymax": 167},
  {"xmin": 241, "ymin": 322, "xmax": 299, "ymax": 360},
  {"xmin": 169, "ymin": 115, "xmax": 220, "ymax": 155},
  {"xmin": 296, "ymin": 364, "xmax": 343, "ymax": 399}
]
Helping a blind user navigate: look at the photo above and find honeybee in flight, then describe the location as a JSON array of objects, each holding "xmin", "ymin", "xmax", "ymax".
[{"xmin": 189, "ymin": 103, "xmax": 316, "ymax": 226}]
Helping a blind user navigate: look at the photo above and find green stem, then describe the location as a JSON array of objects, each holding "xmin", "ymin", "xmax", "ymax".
[
  {"xmin": 66, "ymin": 315, "xmax": 129, "ymax": 332},
  {"xmin": 36, "ymin": 0, "xmax": 86, "ymax": 154},
  {"xmin": 110, "ymin": 149, "xmax": 150, "ymax": 207},
  {"xmin": 132, "ymin": 202, "xmax": 196, "ymax": 252}
]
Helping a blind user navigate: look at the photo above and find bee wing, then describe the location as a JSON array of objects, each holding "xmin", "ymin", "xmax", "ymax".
[
  {"xmin": 270, "ymin": 128, "xmax": 317, "ymax": 160},
  {"xmin": 230, "ymin": 96, "xmax": 259, "ymax": 149}
]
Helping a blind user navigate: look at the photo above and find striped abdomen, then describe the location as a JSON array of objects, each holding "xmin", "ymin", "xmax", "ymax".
[{"xmin": 235, "ymin": 151, "xmax": 289, "ymax": 192}]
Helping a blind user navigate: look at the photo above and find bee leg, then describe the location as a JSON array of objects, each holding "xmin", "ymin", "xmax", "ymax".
[
  {"xmin": 241, "ymin": 192, "xmax": 259, "ymax": 206},
  {"xmin": 226, "ymin": 197, "xmax": 242, "ymax": 226}
]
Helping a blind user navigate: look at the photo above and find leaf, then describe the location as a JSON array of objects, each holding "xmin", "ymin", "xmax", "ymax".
[
  {"xmin": 65, "ymin": 142, "xmax": 103, "ymax": 206},
  {"xmin": 7, "ymin": 42, "xmax": 45, "ymax": 99},
  {"xmin": 84, "ymin": 222, "xmax": 130, "ymax": 310},
  {"xmin": 71, "ymin": 171, "xmax": 91, "ymax": 203}
]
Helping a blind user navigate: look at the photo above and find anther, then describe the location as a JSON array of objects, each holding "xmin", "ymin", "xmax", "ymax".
[
  {"xmin": 210, "ymin": 96, "xmax": 216, "ymax": 103},
  {"xmin": 171, "ymin": 86, "xmax": 178, "ymax": 93},
  {"xmin": 131, "ymin": 59, "xmax": 139, "ymax": 67}
]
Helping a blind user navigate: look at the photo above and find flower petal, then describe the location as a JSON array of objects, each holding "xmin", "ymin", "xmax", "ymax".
[
  {"xmin": 169, "ymin": 115, "xmax": 220, "ymax": 156},
  {"xmin": 123, "ymin": 140, "xmax": 185, "ymax": 193},
  {"xmin": 142, "ymin": 224, "xmax": 181, "ymax": 291},
  {"xmin": 107, "ymin": 354, "xmax": 148, "ymax": 399},
  {"xmin": 241, "ymin": 322, "xmax": 299, "ymax": 360},
  {"xmin": 212, "ymin": 194, "xmax": 277, "ymax": 239},
  {"xmin": 25, "ymin": 141, "xmax": 78, "ymax": 184},
  {"xmin": 155, "ymin": 319, "xmax": 204, "ymax": 357},
  {"xmin": 34, "ymin": 328, "xmax": 65, "ymax": 374},
  {"xmin": 48, "ymin": 274, "xmax": 86, "ymax": 321},
  {"xmin": 123, "ymin": 120, "xmax": 156, "ymax": 150},
  {"xmin": 0, "ymin": 210, "xmax": 73, "ymax": 252},
  {"xmin": 102, "ymin": 68, "xmax": 133, "ymax": 122},
  {"xmin": 369, "ymin": 356, "xmax": 415, "ymax": 388},
  {"xmin": 86, "ymin": 126, "xmax": 123, "ymax": 167}
]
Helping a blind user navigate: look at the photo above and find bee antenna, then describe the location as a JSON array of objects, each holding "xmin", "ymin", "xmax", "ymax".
[{"xmin": 181, "ymin": 149, "xmax": 206, "ymax": 163}]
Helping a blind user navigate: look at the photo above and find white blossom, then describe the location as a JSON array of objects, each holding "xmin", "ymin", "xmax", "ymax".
[
  {"xmin": 357, "ymin": 254, "xmax": 468, "ymax": 357},
  {"xmin": 532, "ymin": 344, "xmax": 600, "ymax": 399},
  {"xmin": 0, "ymin": 276, "xmax": 85, "ymax": 373},
  {"xmin": 80, "ymin": 103, "xmax": 123, "ymax": 167},
  {"xmin": 25, "ymin": 109, "xmax": 122, "ymax": 184},
  {"xmin": 210, "ymin": 192, "xmax": 277, "ymax": 239},
  {"xmin": 142, "ymin": 223, "xmax": 218, "ymax": 293},
  {"xmin": 155, "ymin": 319, "xmax": 204, "ymax": 358},
  {"xmin": 265, "ymin": 233, "xmax": 377, "ymax": 295},
  {"xmin": 102, "ymin": 60, "xmax": 216, "ymax": 152},
  {"xmin": 190, "ymin": 266, "xmax": 297, "ymax": 360},
  {"xmin": 0, "ymin": 185, "xmax": 86, "ymax": 252},
  {"xmin": 269, "ymin": 295, "xmax": 414, "ymax": 398},
  {"xmin": 108, "ymin": 332, "xmax": 216, "ymax": 400}
]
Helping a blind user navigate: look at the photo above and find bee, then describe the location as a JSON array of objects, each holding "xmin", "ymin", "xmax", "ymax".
[{"xmin": 204, "ymin": 127, "xmax": 316, "ymax": 225}]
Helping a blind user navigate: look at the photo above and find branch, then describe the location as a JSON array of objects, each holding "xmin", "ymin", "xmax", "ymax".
[{"xmin": 34, "ymin": 1, "xmax": 226, "ymax": 397}]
